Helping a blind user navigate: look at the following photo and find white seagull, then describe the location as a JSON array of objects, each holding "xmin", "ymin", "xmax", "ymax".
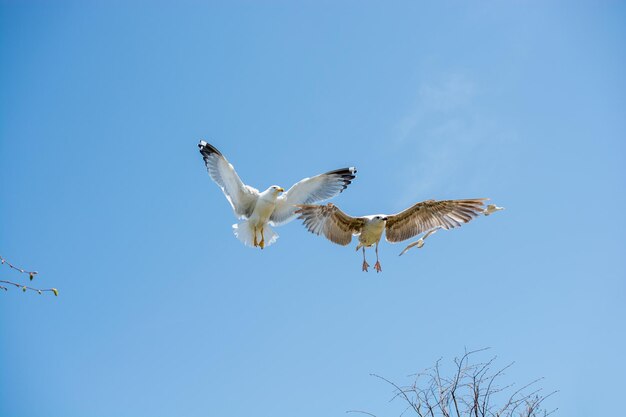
[
  {"xmin": 198, "ymin": 141, "xmax": 357, "ymax": 248},
  {"xmin": 295, "ymin": 198, "xmax": 488, "ymax": 272}
]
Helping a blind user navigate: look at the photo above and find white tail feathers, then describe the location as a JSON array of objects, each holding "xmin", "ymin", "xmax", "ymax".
[{"xmin": 232, "ymin": 221, "xmax": 279, "ymax": 248}]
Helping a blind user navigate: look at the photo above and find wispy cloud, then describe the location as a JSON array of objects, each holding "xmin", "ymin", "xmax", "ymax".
[
  {"xmin": 391, "ymin": 73, "xmax": 516, "ymax": 208},
  {"xmin": 396, "ymin": 74, "xmax": 477, "ymax": 144}
]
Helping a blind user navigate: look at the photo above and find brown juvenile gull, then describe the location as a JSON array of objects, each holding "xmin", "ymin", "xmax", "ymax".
[
  {"xmin": 198, "ymin": 141, "xmax": 356, "ymax": 248},
  {"xmin": 295, "ymin": 199, "xmax": 488, "ymax": 272}
]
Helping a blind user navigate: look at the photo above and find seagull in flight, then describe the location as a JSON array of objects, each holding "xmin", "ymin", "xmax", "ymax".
[
  {"xmin": 295, "ymin": 199, "xmax": 488, "ymax": 272},
  {"xmin": 198, "ymin": 141, "xmax": 357, "ymax": 248}
]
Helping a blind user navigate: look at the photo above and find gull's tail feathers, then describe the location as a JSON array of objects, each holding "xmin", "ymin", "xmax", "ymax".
[{"xmin": 232, "ymin": 221, "xmax": 279, "ymax": 248}]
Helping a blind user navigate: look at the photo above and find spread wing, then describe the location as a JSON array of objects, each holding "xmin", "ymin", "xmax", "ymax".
[
  {"xmin": 198, "ymin": 141, "xmax": 258, "ymax": 219},
  {"xmin": 295, "ymin": 203, "xmax": 366, "ymax": 246},
  {"xmin": 270, "ymin": 167, "xmax": 357, "ymax": 225},
  {"xmin": 385, "ymin": 198, "xmax": 487, "ymax": 243}
]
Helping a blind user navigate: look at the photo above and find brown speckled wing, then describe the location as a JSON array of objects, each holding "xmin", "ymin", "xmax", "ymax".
[
  {"xmin": 385, "ymin": 198, "xmax": 487, "ymax": 243},
  {"xmin": 295, "ymin": 203, "xmax": 366, "ymax": 246}
]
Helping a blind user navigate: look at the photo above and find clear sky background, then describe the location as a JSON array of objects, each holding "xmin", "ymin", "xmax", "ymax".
[{"xmin": 1, "ymin": 1, "xmax": 625, "ymax": 416}]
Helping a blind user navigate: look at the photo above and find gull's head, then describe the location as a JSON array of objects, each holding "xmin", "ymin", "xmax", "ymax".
[
  {"xmin": 372, "ymin": 215, "xmax": 388, "ymax": 223},
  {"xmin": 268, "ymin": 185, "xmax": 285, "ymax": 195}
]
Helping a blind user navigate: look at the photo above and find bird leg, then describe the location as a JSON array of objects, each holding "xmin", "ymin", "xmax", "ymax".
[
  {"xmin": 253, "ymin": 226, "xmax": 258, "ymax": 247},
  {"xmin": 361, "ymin": 247, "xmax": 369, "ymax": 272},
  {"xmin": 374, "ymin": 242, "xmax": 382, "ymax": 273},
  {"xmin": 259, "ymin": 226, "xmax": 265, "ymax": 249}
]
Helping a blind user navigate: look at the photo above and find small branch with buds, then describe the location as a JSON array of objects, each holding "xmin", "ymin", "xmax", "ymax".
[
  {"xmin": 1, "ymin": 255, "xmax": 58, "ymax": 296},
  {"xmin": 0, "ymin": 280, "xmax": 58, "ymax": 295},
  {"xmin": 0, "ymin": 255, "xmax": 38, "ymax": 280}
]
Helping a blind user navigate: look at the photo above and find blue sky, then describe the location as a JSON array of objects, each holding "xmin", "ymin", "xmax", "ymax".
[{"xmin": 1, "ymin": 1, "xmax": 624, "ymax": 416}]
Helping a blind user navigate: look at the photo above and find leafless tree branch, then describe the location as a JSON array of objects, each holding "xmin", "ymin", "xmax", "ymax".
[{"xmin": 355, "ymin": 350, "xmax": 557, "ymax": 417}]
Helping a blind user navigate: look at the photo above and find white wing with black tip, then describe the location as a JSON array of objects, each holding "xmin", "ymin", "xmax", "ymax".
[
  {"xmin": 198, "ymin": 141, "xmax": 259, "ymax": 219},
  {"xmin": 270, "ymin": 167, "xmax": 357, "ymax": 225}
]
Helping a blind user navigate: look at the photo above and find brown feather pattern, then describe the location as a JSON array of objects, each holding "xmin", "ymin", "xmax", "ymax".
[
  {"xmin": 295, "ymin": 203, "xmax": 365, "ymax": 246},
  {"xmin": 385, "ymin": 198, "xmax": 487, "ymax": 243}
]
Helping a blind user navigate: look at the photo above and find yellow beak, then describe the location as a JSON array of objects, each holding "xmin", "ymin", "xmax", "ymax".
[{"xmin": 277, "ymin": 187, "xmax": 285, "ymax": 193}]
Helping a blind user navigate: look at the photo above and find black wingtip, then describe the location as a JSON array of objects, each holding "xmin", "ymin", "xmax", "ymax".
[
  {"xmin": 324, "ymin": 167, "xmax": 357, "ymax": 192},
  {"xmin": 325, "ymin": 167, "xmax": 357, "ymax": 176},
  {"xmin": 198, "ymin": 140, "xmax": 222, "ymax": 157}
]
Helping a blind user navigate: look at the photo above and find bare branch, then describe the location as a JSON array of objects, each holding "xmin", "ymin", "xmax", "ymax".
[
  {"xmin": 0, "ymin": 280, "xmax": 58, "ymax": 296},
  {"xmin": 371, "ymin": 374, "xmax": 421, "ymax": 415},
  {"xmin": 0, "ymin": 255, "xmax": 38, "ymax": 280},
  {"xmin": 355, "ymin": 350, "xmax": 555, "ymax": 417},
  {"xmin": 1, "ymin": 255, "xmax": 58, "ymax": 296}
]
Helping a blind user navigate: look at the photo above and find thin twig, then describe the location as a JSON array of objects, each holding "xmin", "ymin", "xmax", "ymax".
[
  {"xmin": 0, "ymin": 280, "xmax": 58, "ymax": 296},
  {"xmin": 346, "ymin": 410, "xmax": 378, "ymax": 417},
  {"xmin": 358, "ymin": 350, "xmax": 554, "ymax": 417},
  {"xmin": 0, "ymin": 255, "xmax": 38, "ymax": 280},
  {"xmin": 371, "ymin": 373, "xmax": 421, "ymax": 415},
  {"xmin": 1, "ymin": 255, "xmax": 57, "ymax": 295}
]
